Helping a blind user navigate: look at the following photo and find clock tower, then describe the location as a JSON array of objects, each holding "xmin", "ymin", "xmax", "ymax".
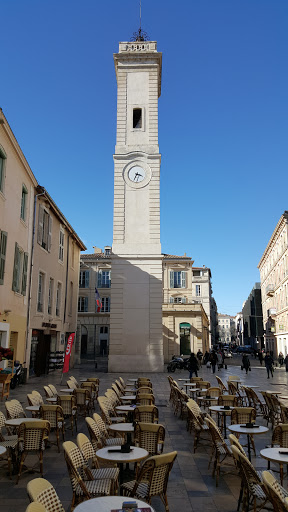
[{"xmin": 109, "ymin": 39, "xmax": 164, "ymax": 372}]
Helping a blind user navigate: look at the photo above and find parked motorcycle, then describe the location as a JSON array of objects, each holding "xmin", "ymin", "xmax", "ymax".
[
  {"xmin": 167, "ymin": 355, "xmax": 190, "ymax": 372},
  {"xmin": 10, "ymin": 361, "xmax": 26, "ymax": 389}
]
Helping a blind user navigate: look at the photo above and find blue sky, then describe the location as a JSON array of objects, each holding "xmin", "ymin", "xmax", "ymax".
[{"xmin": 1, "ymin": 1, "xmax": 287, "ymax": 316}]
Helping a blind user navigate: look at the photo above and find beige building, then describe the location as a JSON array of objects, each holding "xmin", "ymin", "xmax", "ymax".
[
  {"xmin": 217, "ymin": 314, "xmax": 235, "ymax": 344},
  {"xmin": 77, "ymin": 249, "xmax": 211, "ymax": 366},
  {"xmin": 0, "ymin": 109, "xmax": 86, "ymax": 376},
  {"xmin": 191, "ymin": 266, "xmax": 217, "ymax": 345},
  {"xmin": 0, "ymin": 108, "xmax": 37, "ymax": 366},
  {"xmin": 27, "ymin": 188, "xmax": 86, "ymax": 376},
  {"xmin": 258, "ymin": 211, "xmax": 288, "ymax": 356}
]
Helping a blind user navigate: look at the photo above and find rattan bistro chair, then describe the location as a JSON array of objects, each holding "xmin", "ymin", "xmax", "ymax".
[
  {"xmin": 134, "ymin": 405, "xmax": 159, "ymax": 424},
  {"xmin": 0, "ymin": 411, "xmax": 18, "ymax": 478},
  {"xmin": 262, "ymin": 471, "xmax": 288, "ymax": 511},
  {"xmin": 57, "ymin": 395, "xmax": 77, "ymax": 434},
  {"xmin": 271, "ymin": 424, "xmax": 288, "ymax": 485},
  {"xmin": 43, "ymin": 386, "xmax": 54, "ymax": 399},
  {"xmin": 77, "ymin": 433, "xmax": 119, "ymax": 494},
  {"xmin": 26, "ymin": 503, "xmax": 46, "ymax": 512},
  {"xmin": 16, "ymin": 420, "xmax": 50, "ymax": 483},
  {"xmin": 215, "ymin": 375, "xmax": 229, "ymax": 394},
  {"xmin": 40, "ymin": 405, "xmax": 65, "ymax": 452},
  {"xmin": 48, "ymin": 384, "xmax": 58, "ymax": 396},
  {"xmin": 27, "ymin": 477, "xmax": 65, "ymax": 512},
  {"xmin": 63, "ymin": 440, "xmax": 111, "ymax": 510},
  {"xmin": 92, "ymin": 413, "xmax": 124, "ymax": 446},
  {"xmin": 73, "ymin": 388, "xmax": 92, "ymax": 417},
  {"xmin": 231, "ymin": 407, "xmax": 257, "ymax": 456},
  {"xmin": 134, "ymin": 422, "xmax": 165, "ymax": 456},
  {"xmin": 31, "ymin": 391, "xmax": 44, "ymax": 405},
  {"xmin": 204, "ymin": 416, "xmax": 235, "ymax": 486},
  {"xmin": 5, "ymin": 399, "xmax": 26, "ymax": 419},
  {"xmin": 121, "ymin": 451, "xmax": 177, "ymax": 512}
]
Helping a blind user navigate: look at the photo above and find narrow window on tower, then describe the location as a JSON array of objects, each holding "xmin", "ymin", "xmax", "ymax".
[{"xmin": 133, "ymin": 108, "xmax": 142, "ymax": 129}]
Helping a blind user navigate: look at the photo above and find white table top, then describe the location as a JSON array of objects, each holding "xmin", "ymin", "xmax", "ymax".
[
  {"xmin": 116, "ymin": 405, "xmax": 136, "ymax": 412},
  {"xmin": 128, "ymin": 379, "xmax": 138, "ymax": 382},
  {"xmin": 209, "ymin": 405, "xmax": 235, "ymax": 413},
  {"xmin": 198, "ymin": 396, "xmax": 218, "ymax": 401},
  {"xmin": 183, "ymin": 383, "xmax": 197, "ymax": 387},
  {"xmin": 79, "ymin": 379, "xmax": 88, "ymax": 382},
  {"xmin": 120, "ymin": 395, "xmax": 136, "ymax": 400},
  {"xmin": 5, "ymin": 417, "xmax": 44, "ymax": 427},
  {"xmin": 60, "ymin": 388, "xmax": 73, "ymax": 393},
  {"xmin": 108, "ymin": 423, "xmax": 134, "ymax": 433},
  {"xmin": 26, "ymin": 406, "xmax": 40, "ymax": 411},
  {"xmin": 74, "ymin": 496, "xmax": 155, "ymax": 512},
  {"xmin": 260, "ymin": 447, "xmax": 288, "ymax": 464},
  {"xmin": 188, "ymin": 388, "xmax": 200, "ymax": 392},
  {"xmin": 279, "ymin": 395, "xmax": 288, "ymax": 400},
  {"xmin": 178, "ymin": 379, "xmax": 192, "ymax": 382},
  {"xmin": 96, "ymin": 445, "xmax": 148, "ymax": 464},
  {"xmin": 228, "ymin": 424, "xmax": 269, "ymax": 435},
  {"xmin": 244, "ymin": 385, "xmax": 260, "ymax": 389},
  {"xmin": 0, "ymin": 446, "xmax": 7, "ymax": 456},
  {"xmin": 46, "ymin": 397, "xmax": 57, "ymax": 402}
]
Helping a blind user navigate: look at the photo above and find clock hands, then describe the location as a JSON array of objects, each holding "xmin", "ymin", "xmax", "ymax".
[{"xmin": 134, "ymin": 172, "xmax": 143, "ymax": 182}]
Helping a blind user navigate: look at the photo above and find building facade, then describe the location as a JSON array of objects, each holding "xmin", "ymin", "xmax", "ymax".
[
  {"xmin": 217, "ymin": 314, "xmax": 235, "ymax": 344},
  {"xmin": 242, "ymin": 283, "xmax": 264, "ymax": 351},
  {"xmin": 258, "ymin": 211, "xmax": 288, "ymax": 356},
  {"xmin": 191, "ymin": 266, "xmax": 217, "ymax": 345}
]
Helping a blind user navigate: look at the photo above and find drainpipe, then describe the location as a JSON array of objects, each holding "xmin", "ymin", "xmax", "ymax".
[{"xmin": 25, "ymin": 186, "xmax": 46, "ymax": 371}]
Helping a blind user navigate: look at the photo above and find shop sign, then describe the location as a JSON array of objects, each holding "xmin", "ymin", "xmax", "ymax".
[{"xmin": 42, "ymin": 322, "xmax": 57, "ymax": 328}]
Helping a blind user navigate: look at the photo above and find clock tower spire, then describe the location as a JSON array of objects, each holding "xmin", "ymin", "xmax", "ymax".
[{"xmin": 109, "ymin": 38, "xmax": 163, "ymax": 372}]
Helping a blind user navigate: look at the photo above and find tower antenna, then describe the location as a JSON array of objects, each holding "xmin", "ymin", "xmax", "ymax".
[{"xmin": 131, "ymin": 0, "xmax": 149, "ymax": 42}]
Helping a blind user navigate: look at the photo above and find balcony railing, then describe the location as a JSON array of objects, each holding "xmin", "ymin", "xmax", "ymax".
[{"xmin": 266, "ymin": 283, "xmax": 275, "ymax": 296}]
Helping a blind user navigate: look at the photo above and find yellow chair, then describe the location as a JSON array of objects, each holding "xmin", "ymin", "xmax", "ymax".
[{"xmin": 27, "ymin": 477, "xmax": 65, "ymax": 512}]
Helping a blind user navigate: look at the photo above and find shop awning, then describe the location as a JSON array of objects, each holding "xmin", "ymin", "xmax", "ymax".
[{"xmin": 180, "ymin": 322, "xmax": 191, "ymax": 329}]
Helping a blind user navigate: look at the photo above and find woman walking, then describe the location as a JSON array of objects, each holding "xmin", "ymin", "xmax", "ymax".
[
  {"xmin": 188, "ymin": 353, "xmax": 199, "ymax": 379},
  {"xmin": 242, "ymin": 353, "xmax": 250, "ymax": 374},
  {"xmin": 265, "ymin": 352, "xmax": 274, "ymax": 379},
  {"xmin": 209, "ymin": 351, "xmax": 218, "ymax": 374}
]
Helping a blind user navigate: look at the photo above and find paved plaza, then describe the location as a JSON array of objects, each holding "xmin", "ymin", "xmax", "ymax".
[{"xmin": 1, "ymin": 358, "xmax": 288, "ymax": 512}]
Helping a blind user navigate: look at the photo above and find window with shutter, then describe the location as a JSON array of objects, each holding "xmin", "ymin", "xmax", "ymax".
[
  {"xmin": 170, "ymin": 271, "xmax": 174, "ymax": 288},
  {"xmin": 98, "ymin": 270, "xmax": 111, "ymax": 288},
  {"xmin": 0, "ymin": 230, "xmax": 7, "ymax": 285},
  {"xmin": 181, "ymin": 271, "xmax": 186, "ymax": 288},
  {"xmin": 21, "ymin": 253, "xmax": 28, "ymax": 295},
  {"xmin": 37, "ymin": 205, "xmax": 44, "ymax": 245},
  {"xmin": 38, "ymin": 205, "xmax": 52, "ymax": 252},
  {"xmin": 79, "ymin": 270, "xmax": 89, "ymax": 288},
  {"xmin": 20, "ymin": 185, "xmax": 28, "ymax": 221},
  {"xmin": 0, "ymin": 148, "xmax": 6, "ymax": 193},
  {"xmin": 59, "ymin": 230, "xmax": 64, "ymax": 261},
  {"xmin": 12, "ymin": 243, "xmax": 21, "ymax": 292}
]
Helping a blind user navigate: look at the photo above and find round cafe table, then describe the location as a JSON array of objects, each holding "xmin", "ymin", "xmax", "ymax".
[
  {"xmin": 0, "ymin": 446, "xmax": 7, "ymax": 457},
  {"xmin": 120, "ymin": 395, "xmax": 136, "ymax": 401},
  {"xmin": 60, "ymin": 388, "xmax": 73, "ymax": 393},
  {"xmin": 46, "ymin": 397, "xmax": 57, "ymax": 403},
  {"xmin": 96, "ymin": 445, "xmax": 148, "ymax": 484},
  {"xmin": 260, "ymin": 447, "xmax": 288, "ymax": 485},
  {"xmin": 109, "ymin": 422, "xmax": 134, "ymax": 444},
  {"xmin": 116, "ymin": 404, "xmax": 136, "ymax": 422},
  {"xmin": 228, "ymin": 424, "xmax": 269, "ymax": 461},
  {"xmin": 26, "ymin": 406, "xmax": 40, "ymax": 412},
  {"xmin": 74, "ymin": 496, "xmax": 155, "ymax": 512},
  {"xmin": 5, "ymin": 417, "xmax": 44, "ymax": 428},
  {"xmin": 128, "ymin": 379, "xmax": 138, "ymax": 383},
  {"xmin": 209, "ymin": 405, "xmax": 235, "ymax": 438}
]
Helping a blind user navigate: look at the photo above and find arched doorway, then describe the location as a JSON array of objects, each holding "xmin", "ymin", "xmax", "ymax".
[{"xmin": 180, "ymin": 323, "xmax": 191, "ymax": 355}]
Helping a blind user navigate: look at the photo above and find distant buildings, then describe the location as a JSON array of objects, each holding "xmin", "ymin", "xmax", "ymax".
[
  {"xmin": 217, "ymin": 314, "xmax": 235, "ymax": 344},
  {"xmin": 242, "ymin": 283, "xmax": 264, "ymax": 350},
  {"xmin": 0, "ymin": 109, "xmax": 85, "ymax": 376},
  {"xmin": 258, "ymin": 211, "xmax": 288, "ymax": 356}
]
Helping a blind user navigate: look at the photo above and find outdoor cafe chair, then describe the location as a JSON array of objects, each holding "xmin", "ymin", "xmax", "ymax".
[
  {"xmin": 0, "ymin": 410, "xmax": 18, "ymax": 478},
  {"xmin": 57, "ymin": 395, "xmax": 77, "ymax": 434},
  {"xmin": 134, "ymin": 422, "xmax": 165, "ymax": 456},
  {"xmin": 16, "ymin": 420, "xmax": 50, "ymax": 483},
  {"xmin": 92, "ymin": 413, "xmax": 124, "ymax": 446},
  {"xmin": 134, "ymin": 405, "xmax": 159, "ymax": 424},
  {"xmin": 43, "ymin": 386, "xmax": 54, "ymax": 398},
  {"xmin": 262, "ymin": 470, "xmax": 288, "ymax": 511},
  {"xmin": 27, "ymin": 477, "xmax": 65, "ymax": 512},
  {"xmin": 40, "ymin": 404, "xmax": 65, "ymax": 452},
  {"xmin": 5, "ymin": 399, "xmax": 26, "ymax": 419},
  {"xmin": 204, "ymin": 416, "xmax": 235, "ymax": 486}
]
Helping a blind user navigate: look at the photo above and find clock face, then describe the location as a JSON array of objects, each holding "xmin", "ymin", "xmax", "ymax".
[{"xmin": 128, "ymin": 166, "xmax": 146, "ymax": 183}]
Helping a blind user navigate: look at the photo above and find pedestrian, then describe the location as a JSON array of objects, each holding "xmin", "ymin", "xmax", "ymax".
[
  {"xmin": 258, "ymin": 350, "xmax": 263, "ymax": 366},
  {"xmin": 284, "ymin": 354, "xmax": 288, "ymax": 372},
  {"xmin": 278, "ymin": 352, "xmax": 284, "ymax": 367},
  {"xmin": 209, "ymin": 350, "xmax": 218, "ymax": 374},
  {"xmin": 264, "ymin": 352, "xmax": 274, "ymax": 379},
  {"xmin": 196, "ymin": 349, "xmax": 203, "ymax": 368},
  {"xmin": 188, "ymin": 352, "xmax": 199, "ymax": 379},
  {"xmin": 242, "ymin": 353, "xmax": 250, "ymax": 374}
]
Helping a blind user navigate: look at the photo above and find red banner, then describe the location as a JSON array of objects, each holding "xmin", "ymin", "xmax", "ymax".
[{"xmin": 62, "ymin": 333, "xmax": 75, "ymax": 373}]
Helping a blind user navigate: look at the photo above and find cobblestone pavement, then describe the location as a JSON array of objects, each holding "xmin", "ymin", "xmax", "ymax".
[{"xmin": 1, "ymin": 361, "xmax": 288, "ymax": 512}]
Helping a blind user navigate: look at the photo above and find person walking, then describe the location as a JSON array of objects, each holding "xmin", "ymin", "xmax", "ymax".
[
  {"xmin": 265, "ymin": 352, "xmax": 274, "ymax": 379},
  {"xmin": 258, "ymin": 350, "xmax": 263, "ymax": 366},
  {"xmin": 209, "ymin": 350, "xmax": 218, "ymax": 374},
  {"xmin": 197, "ymin": 349, "xmax": 203, "ymax": 368},
  {"xmin": 278, "ymin": 352, "xmax": 284, "ymax": 367},
  {"xmin": 203, "ymin": 351, "xmax": 209, "ymax": 365},
  {"xmin": 188, "ymin": 352, "xmax": 199, "ymax": 379},
  {"xmin": 284, "ymin": 354, "xmax": 288, "ymax": 372},
  {"xmin": 242, "ymin": 353, "xmax": 250, "ymax": 374}
]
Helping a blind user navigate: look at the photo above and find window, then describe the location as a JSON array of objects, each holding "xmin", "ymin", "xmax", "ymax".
[
  {"xmin": 100, "ymin": 326, "xmax": 108, "ymax": 334},
  {"xmin": 101, "ymin": 297, "xmax": 110, "ymax": 312},
  {"xmin": 169, "ymin": 297, "xmax": 187, "ymax": 304},
  {"xmin": 0, "ymin": 230, "xmax": 8, "ymax": 285},
  {"xmin": 133, "ymin": 108, "xmax": 142, "ymax": 129},
  {"xmin": 20, "ymin": 185, "xmax": 28, "ymax": 221},
  {"xmin": 37, "ymin": 272, "xmax": 45, "ymax": 312},
  {"xmin": 37, "ymin": 205, "xmax": 52, "ymax": 251},
  {"xmin": 56, "ymin": 282, "xmax": 62, "ymax": 316},
  {"xmin": 170, "ymin": 271, "xmax": 186, "ymax": 289},
  {"xmin": 59, "ymin": 229, "xmax": 64, "ymax": 262},
  {"xmin": 12, "ymin": 243, "xmax": 28, "ymax": 295},
  {"xmin": 196, "ymin": 285, "xmax": 201, "ymax": 297},
  {"xmin": 0, "ymin": 147, "xmax": 6, "ymax": 193},
  {"xmin": 104, "ymin": 247, "xmax": 111, "ymax": 256},
  {"xmin": 48, "ymin": 278, "xmax": 54, "ymax": 315},
  {"xmin": 69, "ymin": 281, "xmax": 73, "ymax": 316},
  {"xmin": 78, "ymin": 296, "xmax": 88, "ymax": 312},
  {"xmin": 98, "ymin": 270, "xmax": 111, "ymax": 288},
  {"xmin": 193, "ymin": 270, "xmax": 201, "ymax": 277},
  {"xmin": 79, "ymin": 270, "xmax": 89, "ymax": 288}
]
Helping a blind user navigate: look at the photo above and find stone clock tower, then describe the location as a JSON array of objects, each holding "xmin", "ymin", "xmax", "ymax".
[{"xmin": 109, "ymin": 39, "xmax": 164, "ymax": 372}]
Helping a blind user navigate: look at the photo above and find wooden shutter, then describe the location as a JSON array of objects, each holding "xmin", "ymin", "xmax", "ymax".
[
  {"xmin": 47, "ymin": 214, "xmax": 52, "ymax": 252},
  {"xmin": 37, "ymin": 205, "xmax": 44, "ymax": 245},
  {"xmin": 85, "ymin": 271, "xmax": 89, "ymax": 288},
  {"xmin": 0, "ymin": 230, "xmax": 7, "ymax": 285},
  {"xmin": 97, "ymin": 271, "xmax": 102, "ymax": 287},
  {"xmin": 12, "ymin": 243, "xmax": 20, "ymax": 292},
  {"xmin": 170, "ymin": 271, "xmax": 174, "ymax": 288},
  {"xmin": 181, "ymin": 271, "xmax": 186, "ymax": 288},
  {"xmin": 182, "ymin": 297, "xmax": 187, "ymax": 304},
  {"xmin": 21, "ymin": 252, "xmax": 28, "ymax": 295},
  {"xmin": 84, "ymin": 297, "xmax": 88, "ymax": 312}
]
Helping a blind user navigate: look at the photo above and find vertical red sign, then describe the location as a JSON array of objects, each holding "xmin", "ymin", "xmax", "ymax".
[{"xmin": 62, "ymin": 333, "xmax": 75, "ymax": 373}]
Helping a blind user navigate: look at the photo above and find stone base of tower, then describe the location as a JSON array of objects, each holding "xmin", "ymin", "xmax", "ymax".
[{"xmin": 108, "ymin": 255, "xmax": 164, "ymax": 373}]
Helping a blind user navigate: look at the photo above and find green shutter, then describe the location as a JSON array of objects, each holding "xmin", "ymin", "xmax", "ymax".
[
  {"xmin": 47, "ymin": 215, "xmax": 52, "ymax": 252},
  {"xmin": 0, "ymin": 231, "xmax": 8, "ymax": 285},
  {"xmin": 170, "ymin": 271, "xmax": 174, "ymax": 288},
  {"xmin": 181, "ymin": 271, "xmax": 186, "ymax": 288},
  {"xmin": 21, "ymin": 252, "xmax": 28, "ymax": 295},
  {"xmin": 12, "ymin": 243, "xmax": 20, "ymax": 292},
  {"xmin": 37, "ymin": 205, "xmax": 44, "ymax": 245}
]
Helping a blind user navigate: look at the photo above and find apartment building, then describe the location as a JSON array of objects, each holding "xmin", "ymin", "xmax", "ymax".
[
  {"xmin": 242, "ymin": 283, "xmax": 264, "ymax": 350},
  {"xmin": 0, "ymin": 109, "xmax": 85, "ymax": 376},
  {"xmin": 258, "ymin": 211, "xmax": 288, "ymax": 356},
  {"xmin": 0, "ymin": 109, "xmax": 37, "ymax": 366},
  {"xmin": 77, "ymin": 249, "xmax": 215, "ymax": 365},
  {"xmin": 191, "ymin": 266, "xmax": 217, "ymax": 345},
  {"xmin": 217, "ymin": 314, "xmax": 235, "ymax": 344}
]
